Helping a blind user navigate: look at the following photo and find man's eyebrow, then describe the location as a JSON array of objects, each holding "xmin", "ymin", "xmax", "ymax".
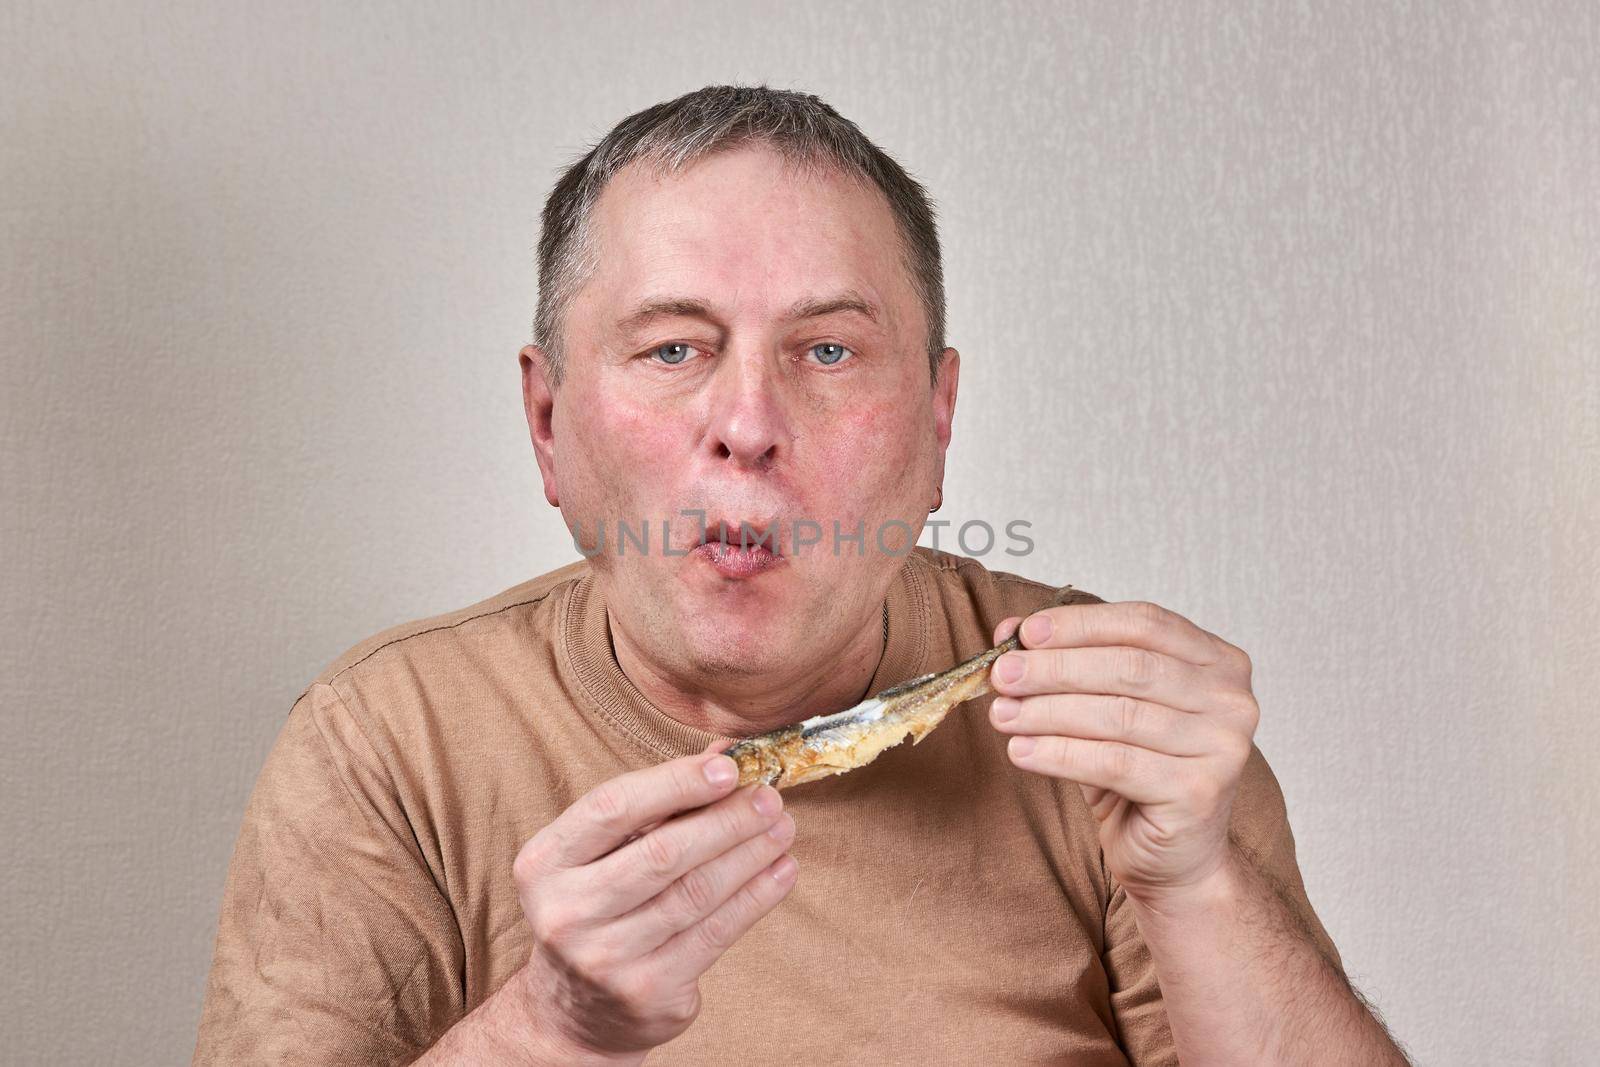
[
  {"xmin": 782, "ymin": 291, "xmax": 881, "ymax": 324},
  {"xmin": 615, "ymin": 298, "xmax": 715, "ymax": 334},
  {"xmin": 614, "ymin": 291, "xmax": 881, "ymax": 333}
]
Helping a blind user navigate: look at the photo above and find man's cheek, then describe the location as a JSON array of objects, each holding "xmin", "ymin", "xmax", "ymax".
[
  {"xmin": 845, "ymin": 401, "xmax": 927, "ymax": 489},
  {"xmin": 856, "ymin": 398, "xmax": 921, "ymax": 450},
  {"xmin": 594, "ymin": 404, "xmax": 688, "ymax": 493}
]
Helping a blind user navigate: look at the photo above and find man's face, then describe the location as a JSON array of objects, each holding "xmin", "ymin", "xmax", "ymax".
[{"xmin": 522, "ymin": 144, "xmax": 958, "ymax": 687}]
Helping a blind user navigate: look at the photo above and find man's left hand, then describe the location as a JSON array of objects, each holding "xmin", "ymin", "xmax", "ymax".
[{"xmin": 988, "ymin": 601, "xmax": 1260, "ymax": 904}]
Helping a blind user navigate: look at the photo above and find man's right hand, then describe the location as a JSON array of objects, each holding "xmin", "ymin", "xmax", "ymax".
[{"xmin": 501, "ymin": 745, "xmax": 797, "ymax": 1063}]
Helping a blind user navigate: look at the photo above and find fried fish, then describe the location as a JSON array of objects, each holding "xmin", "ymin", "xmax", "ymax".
[{"xmin": 722, "ymin": 585, "xmax": 1080, "ymax": 789}]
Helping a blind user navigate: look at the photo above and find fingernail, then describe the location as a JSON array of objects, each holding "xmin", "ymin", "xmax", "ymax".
[
  {"xmin": 992, "ymin": 697, "xmax": 1020, "ymax": 724},
  {"xmin": 704, "ymin": 756, "xmax": 737, "ymax": 786},
  {"xmin": 752, "ymin": 785, "xmax": 781, "ymax": 817},
  {"xmin": 1010, "ymin": 736, "xmax": 1037, "ymax": 759},
  {"xmin": 996, "ymin": 653, "xmax": 1025, "ymax": 685},
  {"xmin": 770, "ymin": 854, "xmax": 798, "ymax": 883},
  {"xmin": 767, "ymin": 812, "xmax": 795, "ymax": 840},
  {"xmin": 1021, "ymin": 614, "xmax": 1053, "ymax": 645}
]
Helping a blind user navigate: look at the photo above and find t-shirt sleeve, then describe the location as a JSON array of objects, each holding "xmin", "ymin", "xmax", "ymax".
[
  {"xmin": 193, "ymin": 681, "xmax": 465, "ymax": 1065},
  {"xmin": 1101, "ymin": 742, "xmax": 1344, "ymax": 1066}
]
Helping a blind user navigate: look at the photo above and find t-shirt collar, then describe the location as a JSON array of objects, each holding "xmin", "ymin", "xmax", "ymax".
[{"xmin": 560, "ymin": 558, "xmax": 932, "ymax": 760}]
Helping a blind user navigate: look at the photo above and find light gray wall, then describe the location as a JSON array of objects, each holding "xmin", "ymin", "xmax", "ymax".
[{"xmin": 3, "ymin": 2, "xmax": 1595, "ymax": 1063}]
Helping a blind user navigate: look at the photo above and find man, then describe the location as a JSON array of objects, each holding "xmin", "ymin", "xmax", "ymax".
[{"xmin": 195, "ymin": 85, "xmax": 1409, "ymax": 1064}]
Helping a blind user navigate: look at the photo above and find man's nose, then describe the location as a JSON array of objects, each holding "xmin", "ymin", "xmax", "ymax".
[{"xmin": 702, "ymin": 350, "xmax": 793, "ymax": 469}]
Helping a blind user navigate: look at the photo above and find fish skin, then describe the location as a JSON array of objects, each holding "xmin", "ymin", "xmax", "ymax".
[{"xmin": 721, "ymin": 585, "xmax": 1079, "ymax": 790}]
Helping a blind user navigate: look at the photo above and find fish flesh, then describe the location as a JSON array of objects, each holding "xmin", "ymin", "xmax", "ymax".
[{"xmin": 722, "ymin": 585, "xmax": 1082, "ymax": 789}]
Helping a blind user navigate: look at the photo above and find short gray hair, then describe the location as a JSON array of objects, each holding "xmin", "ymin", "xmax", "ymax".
[{"xmin": 532, "ymin": 84, "xmax": 946, "ymax": 388}]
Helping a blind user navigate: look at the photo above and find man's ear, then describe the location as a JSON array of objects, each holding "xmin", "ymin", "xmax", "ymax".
[
  {"xmin": 519, "ymin": 344, "xmax": 560, "ymax": 508},
  {"xmin": 933, "ymin": 346, "xmax": 959, "ymax": 452},
  {"xmin": 928, "ymin": 346, "xmax": 959, "ymax": 502}
]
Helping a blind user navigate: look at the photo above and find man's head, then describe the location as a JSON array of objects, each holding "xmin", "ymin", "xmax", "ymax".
[{"xmin": 520, "ymin": 85, "xmax": 959, "ymax": 694}]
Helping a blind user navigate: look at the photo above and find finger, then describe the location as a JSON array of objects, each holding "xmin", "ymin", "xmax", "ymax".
[
  {"xmin": 600, "ymin": 739, "xmax": 748, "ymax": 857},
  {"xmin": 991, "ymin": 645, "xmax": 1221, "ymax": 713},
  {"xmin": 646, "ymin": 852, "xmax": 798, "ymax": 982},
  {"xmin": 581, "ymin": 783, "xmax": 786, "ymax": 917},
  {"xmin": 1006, "ymin": 734, "xmax": 1175, "ymax": 803},
  {"xmin": 989, "ymin": 693, "xmax": 1213, "ymax": 757},
  {"xmin": 540, "ymin": 752, "xmax": 742, "ymax": 870},
  {"xmin": 1016, "ymin": 601, "xmax": 1228, "ymax": 668},
  {"xmin": 993, "ymin": 615, "xmax": 1022, "ymax": 645},
  {"xmin": 613, "ymin": 817, "xmax": 667, "ymax": 854},
  {"xmin": 608, "ymin": 810, "xmax": 797, "ymax": 954}
]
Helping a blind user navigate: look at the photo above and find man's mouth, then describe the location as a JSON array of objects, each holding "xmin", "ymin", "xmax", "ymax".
[{"xmin": 692, "ymin": 516, "xmax": 784, "ymax": 579}]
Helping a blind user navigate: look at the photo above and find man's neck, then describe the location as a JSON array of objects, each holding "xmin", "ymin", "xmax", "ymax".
[{"xmin": 606, "ymin": 601, "xmax": 889, "ymax": 740}]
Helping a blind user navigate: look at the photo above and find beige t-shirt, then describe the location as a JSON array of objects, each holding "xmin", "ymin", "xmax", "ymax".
[{"xmin": 194, "ymin": 546, "xmax": 1341, "ymax": 1065}]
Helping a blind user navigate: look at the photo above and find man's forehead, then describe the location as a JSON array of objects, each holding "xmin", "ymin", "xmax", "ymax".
[
  {"xmin": 597, "ymin": 155, "xmax": 887, "ymax": 245},
  {"xmin": 580, "ymin": 148, "xmax": 912, "ymax": 327}
]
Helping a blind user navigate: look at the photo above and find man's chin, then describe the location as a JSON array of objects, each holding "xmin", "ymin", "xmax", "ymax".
[
  {"xmin": 681, "ymin": 647, "xmax": 770, "ymax": 682},
  {"xmin": 676, "ymin": 610, "xmax": 789, "ymax": 668}
]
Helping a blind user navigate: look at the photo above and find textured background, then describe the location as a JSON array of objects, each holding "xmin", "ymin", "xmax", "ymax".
[{"xmin": 3, "ymin": 2, "xmax": 1595, "ymax": 1063}]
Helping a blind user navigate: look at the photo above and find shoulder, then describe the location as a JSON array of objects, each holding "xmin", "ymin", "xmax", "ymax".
[
  {"xmin": 273, "ymin": 557, "xmax": 596, "ymax": 794},
  {"xmin": 305, "ymin": 557, "xmax": 589, "ymax": 693},
  {"xmin": 287, "ymin": 558, "xmax": 593, "ymax": 759}
]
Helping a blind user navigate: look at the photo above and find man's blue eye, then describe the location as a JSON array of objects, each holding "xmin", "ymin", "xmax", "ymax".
[
  {"xmin": 652, "ymin": 343, "xmax": 696, "ymax": 365},
  {"xmin": 810, "ymin": 343, "xmax": 852, "ymax": 366}
]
